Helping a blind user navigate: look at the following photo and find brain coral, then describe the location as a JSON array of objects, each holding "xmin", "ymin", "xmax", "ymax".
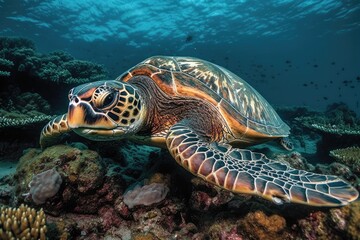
[{"xmin": 29, "ymin": 168, "xmax": 63, "ymax": 205}]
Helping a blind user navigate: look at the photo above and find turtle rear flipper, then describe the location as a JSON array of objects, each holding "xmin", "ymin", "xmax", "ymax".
[
  {"xmin": 166, "ymin": 121, "xmax": 359, "ymax": 206},
  {"xmin": 40, "ymin": 114, "xmax": 71, "ymax": 148}
]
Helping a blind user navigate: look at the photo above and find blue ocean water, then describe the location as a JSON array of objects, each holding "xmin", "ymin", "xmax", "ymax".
[{"xmin": 1, "ymin": 0, "xmax": 359, "ymax": 113}]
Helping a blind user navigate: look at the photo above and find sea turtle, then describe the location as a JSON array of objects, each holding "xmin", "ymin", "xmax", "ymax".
[{"xmin": 40, "ymin": 56, "xmax": 358, "ymax": 206}]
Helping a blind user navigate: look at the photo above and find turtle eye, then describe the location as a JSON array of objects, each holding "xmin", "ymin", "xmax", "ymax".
[
  {"xmin": 103, "ymin": 92, "xmax": 116, "ymax": 108},
  {"xmin": 94, "ymin": 90, "xmax": 118, "ymax": 110}
]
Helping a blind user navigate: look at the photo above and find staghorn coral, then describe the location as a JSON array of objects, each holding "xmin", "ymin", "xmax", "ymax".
[
  {"xmin": 330, "ymin": 146, "xmax": 360, "ymax": 174},
  {"xmin": 0, "ymin": 204, "xmax": 46, "ymax": 240}
]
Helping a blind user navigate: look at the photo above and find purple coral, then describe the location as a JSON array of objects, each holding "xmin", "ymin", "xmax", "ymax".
[
  {"xmin": 29, "ymin": 168, "xmax": 62, "ymax": 204},
  {"xmin": 123, "ymin": 183, "xmax": 169, "ymax": 209}
]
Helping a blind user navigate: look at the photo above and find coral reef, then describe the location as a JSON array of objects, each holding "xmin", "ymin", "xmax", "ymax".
[
  {"xmin": 238, "ymin": 210, "xmax": 289, "ymax": 240},
  {"xmin": 0, "ymin": 204, "xmax": 47, "ymax": 240},
  {"xmin": 14, "ymin": 145, "xmax": 112, "ymax": 213},
  {"xmin": 1, "ymin": 141, "xmax": 358, "ymax": 239},
  {"xmin": 0, "ymin": 92, "xmax": 54, "ymax": 128},
  {"xmin": 296, "ymin": 201, "xmax": 360, "ymax": 240},
  {"xmin": 330, "ymin": 146, "xmax": 360, "ymax": 174},
  {"xmin": 295, "ymin": 102, "xmax": 360, "ymax": 136},
  {"xmin": 0, "ymin": 37, "xmax": 107, "ymax": 85}
]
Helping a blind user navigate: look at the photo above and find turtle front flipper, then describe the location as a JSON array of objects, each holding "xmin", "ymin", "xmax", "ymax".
[
  {"xmin": 166, "ymin": 121, "xmax": 359, "ymax": 206},
  {"xmin": 40, "ymin": 114, "xmax": 71, "ymax": 148}
]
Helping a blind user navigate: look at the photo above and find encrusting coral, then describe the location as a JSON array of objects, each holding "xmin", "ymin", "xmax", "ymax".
[
  {"xmin": 0, "ymin": 204, "xmax": 47, "ymax": 240},
  {"xmin": 330, "ymin": 146, "xmax": 360, "ymax": 174}
]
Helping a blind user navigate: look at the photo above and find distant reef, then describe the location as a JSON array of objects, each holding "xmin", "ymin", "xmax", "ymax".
[
  {"xmin": 0, "ymin": 37, "xmax": 107, "ymax": 85},
  {"xmin": 0, "ymin": 36, "xmax": 108, "ymax": 156}
]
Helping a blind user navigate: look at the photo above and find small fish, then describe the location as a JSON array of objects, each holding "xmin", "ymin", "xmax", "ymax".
[
  {"xmin": 313, "ymin": 64, "xmax": 318, "ymax": 68},
  {"xmin": 303, "ymin": 83, "xmax": 308, "ymax": 87},
  {"xmin": 285, "ymin": 60, "xmax": 291, "ymax": 64},
  {"xmin": 323, "ymin": 97, "xmax": 328, "ymax": 100},
  {"xmin": 331, "ymin": 61, "xmax": 336, "ymax": 65},
  {"xmin": 185, "ymin": 35, "xmax": 193, "ymax": 42}
]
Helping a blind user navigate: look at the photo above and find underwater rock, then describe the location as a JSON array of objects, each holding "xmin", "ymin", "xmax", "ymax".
[
  {"xmin": 330, "ymin": 146, "xmax": 360, "ymax": 174},
  {"xmin": 14, "ymin": 145, "xmax": 125, "ymax": 215},
  {"xmin": 0, "ymin": 204, "xmax": 47, "ymax": 240},
  {"xmin": 189, "ymin": 177, "xmax": 234, "ymax": 211},
  {"xmin": 28, "ymin": 168, "xmax": 63, "ymax": 205}
]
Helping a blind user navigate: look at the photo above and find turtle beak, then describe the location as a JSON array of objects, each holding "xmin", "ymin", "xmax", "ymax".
[{"xmin": 67, "ymin": 101, "xmax": 116, "ymax": 129}]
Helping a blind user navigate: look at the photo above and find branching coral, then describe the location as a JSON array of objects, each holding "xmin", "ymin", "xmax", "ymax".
[
  {"xmin": 330, "ymin": 146, "xmax": 360, "ymax": 174},
  {"xmin": 0, "ymin": 204, "xmax": 47, "ymax": 240}
]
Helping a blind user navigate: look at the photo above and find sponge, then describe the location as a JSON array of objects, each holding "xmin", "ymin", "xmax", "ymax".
[{"xmin": 29, "ymin": 168, "xmax": 62, "ymax": 204}]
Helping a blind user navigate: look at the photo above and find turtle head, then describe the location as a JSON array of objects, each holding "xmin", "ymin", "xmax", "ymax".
[{"xmin": 67, "ymin": 80, "xmax": 146, "ymax": 141}]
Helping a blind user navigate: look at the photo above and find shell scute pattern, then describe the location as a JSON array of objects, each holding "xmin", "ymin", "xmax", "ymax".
[{"xmin": 122, "ymin": 56, "xmax": 289, "ymax": 137}]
